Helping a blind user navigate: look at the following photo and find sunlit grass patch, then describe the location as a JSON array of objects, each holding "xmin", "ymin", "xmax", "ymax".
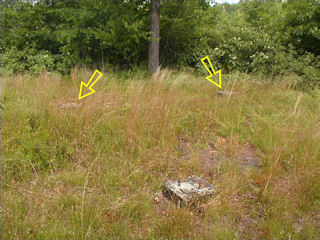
[{"xmin": 1, "ymin": 69, "xmax": 320, "ymax": 239}]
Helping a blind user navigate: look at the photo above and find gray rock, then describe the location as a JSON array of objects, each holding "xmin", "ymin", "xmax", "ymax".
[
  {"xmin": 217, "ymin": 91, "xmax": 238, "ymax": 97},
  {"xmin": 59, "ymin": 103, "xmax": 81, "ymax": 109},
  {"xmin": 162, "ymin": 176, "xmax": 215, "ymax": 207},
  {"xmin": 237, "ymin": 145, "xmax": 263, "ymax": 170}
]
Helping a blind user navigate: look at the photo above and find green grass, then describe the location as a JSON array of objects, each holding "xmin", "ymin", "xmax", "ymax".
[{"xmin": 1, "ymin": 69, "xmax": 320, "ymax": 239}]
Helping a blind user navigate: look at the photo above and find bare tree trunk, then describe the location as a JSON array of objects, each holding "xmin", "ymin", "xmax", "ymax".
[{"xmin": 148, "ymin": 0, "xmax": 160, "ymax": 73}]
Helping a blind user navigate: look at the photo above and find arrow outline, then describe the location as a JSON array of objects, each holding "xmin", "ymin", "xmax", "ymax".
[
  {"xmin": 201, "ymin": 56, "xmax": 222, "ymax": 88},
  {"xmin": 78, "ymin": 70, "xmax": 103, "ymax": 100}
]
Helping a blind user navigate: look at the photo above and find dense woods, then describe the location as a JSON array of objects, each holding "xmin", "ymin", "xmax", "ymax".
[{"xmin": 1, "ymin": 0, "xmax": 320, "ymax": 89}]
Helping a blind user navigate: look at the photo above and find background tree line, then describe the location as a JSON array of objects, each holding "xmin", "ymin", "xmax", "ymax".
[{"xmin": 1, "ymin": 0, "xmax": 320, "ymax": 90}]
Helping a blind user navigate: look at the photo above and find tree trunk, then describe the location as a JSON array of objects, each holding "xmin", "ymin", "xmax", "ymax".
[{"xmin": 148, "ymin": 0, "xmax": 160, "ymax": 73}]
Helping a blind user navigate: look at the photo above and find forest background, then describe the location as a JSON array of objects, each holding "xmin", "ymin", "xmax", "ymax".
[{"xmin": 1, "ymin": 0, "xmax": 320, "ymax": 90}]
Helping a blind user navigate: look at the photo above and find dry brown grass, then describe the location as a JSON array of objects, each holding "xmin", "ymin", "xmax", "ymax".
[{"xmin": 1, "ymin": 69, "xmax": 320, "ymax": 239}]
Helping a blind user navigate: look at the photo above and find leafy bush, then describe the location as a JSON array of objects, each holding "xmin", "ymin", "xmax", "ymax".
[
  {"xmin": 2, "ymin": 47, "xmax": 55, "ymax": 74},
  {"xmin": 284, "ymin": 0, "xmax": 320, "ymax": 55}
]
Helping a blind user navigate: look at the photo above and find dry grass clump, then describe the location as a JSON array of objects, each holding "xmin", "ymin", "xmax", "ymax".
[{"xmin": 1, "ymin": 68, "xmax": 320, "ymax": 239}]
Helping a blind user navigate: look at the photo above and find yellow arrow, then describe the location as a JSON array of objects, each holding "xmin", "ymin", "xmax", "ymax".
[
  {"xmin": 78, "ymin": 70, "xmax": 103, "ymax": 100},
  {"xmin": 201, "ymin": 56, "xmax": 222, "ymax": 88}
]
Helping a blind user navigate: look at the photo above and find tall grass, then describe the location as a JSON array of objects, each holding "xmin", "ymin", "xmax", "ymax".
[{"xmin": 1, "ymin": 68, "xmax": 320, "ymax": 239}]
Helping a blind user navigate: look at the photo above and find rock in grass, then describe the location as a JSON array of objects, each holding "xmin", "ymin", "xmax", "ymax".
[
  {"xmin": 236, "ymin": 145, "xmax": 263, "ymax": 170},
  {"xmin": 162, "ymin": 176, "xmax": 215, "ymax": 207},
  {"xmin": 59, "ymin": 103, "xmax": 81, "ymax": 109},
  {"xmin": 217, "ymin": 91, "xmax": 238, "ymax": 97}
]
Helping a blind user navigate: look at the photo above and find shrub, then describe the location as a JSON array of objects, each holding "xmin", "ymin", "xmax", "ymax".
[{"xmin": 2, "ymin": 47, "xmax": 55, "ymax": 74}]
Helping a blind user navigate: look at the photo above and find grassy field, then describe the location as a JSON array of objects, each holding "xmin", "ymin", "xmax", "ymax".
[{"xmin": 2, "ymin": 69, "xmax": 320, "ymax": 239}]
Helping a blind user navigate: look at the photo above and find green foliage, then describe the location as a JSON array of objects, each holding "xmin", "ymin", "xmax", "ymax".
[
  {"xmin": 0, "ymin": 0, "xmax": 319, "ymax": 89},
  {"xmin": 285, "ymin": 0, "xmax": 320, "ymax": 55},
  {"xmin": 1, "ymin": 0, "xmax": 150, "ymax": 73},
  {"xmin": 160, "ymin": 0, "xmax": 213, "ymax": 66},
  {"xmin": 2, "ymin": 47, "xmax": 55, "ymax": 74}
]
